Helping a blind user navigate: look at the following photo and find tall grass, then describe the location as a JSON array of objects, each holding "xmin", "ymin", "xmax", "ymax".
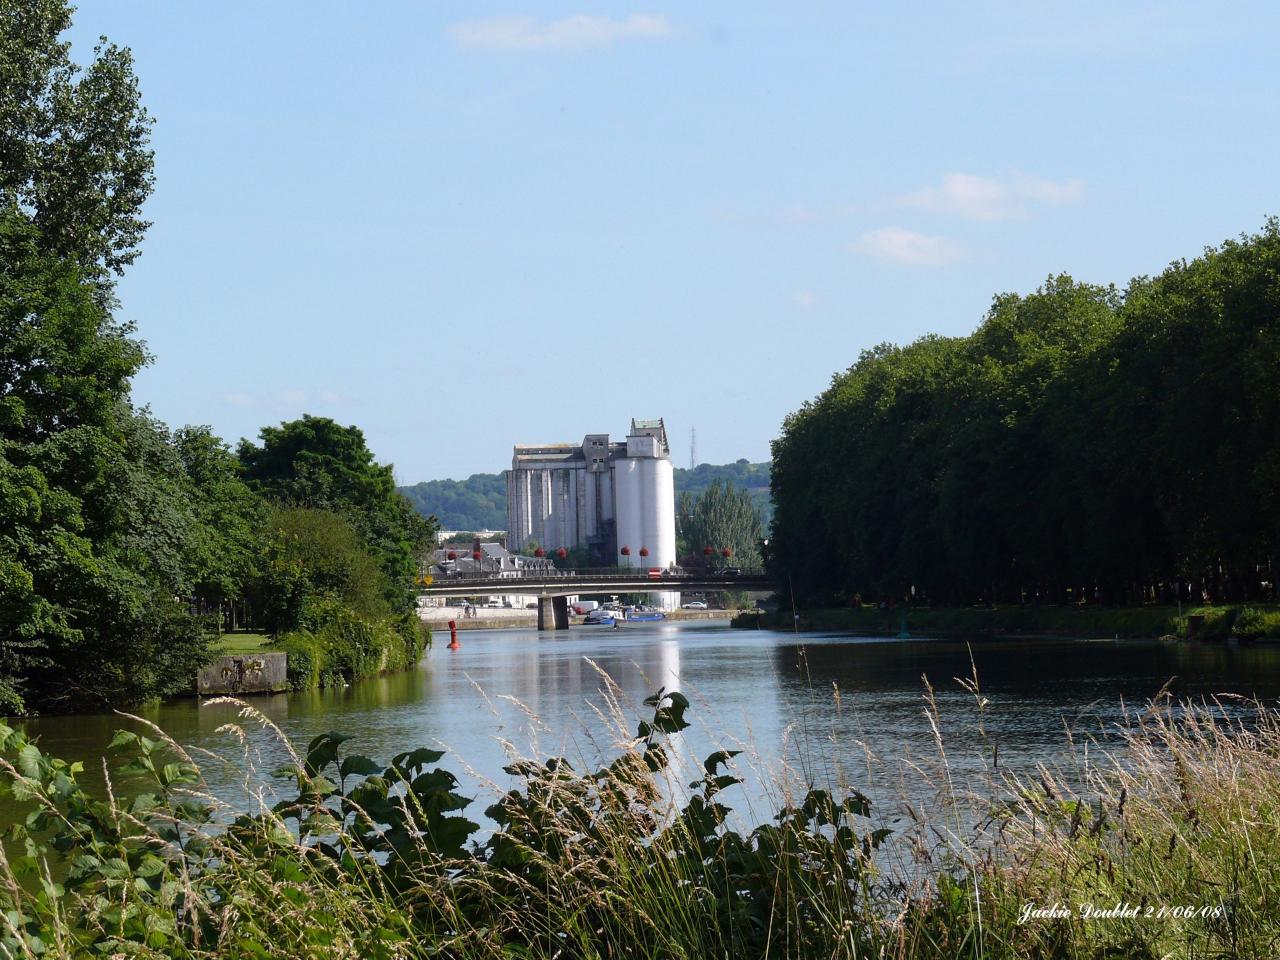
[{"xmin": 0, "ymin": 667, "xmax": 1277, "ymax": 959}]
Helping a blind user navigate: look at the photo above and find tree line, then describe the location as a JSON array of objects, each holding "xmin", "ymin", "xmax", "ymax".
[
  {"xmin": 0, "ymin": 1, "xmax": 434, "ymax": 714},
  {"xmin": 770, "ymin": 221, "xmax": 1280, "ymax": 608},
  {"xmin": 400, "ymin": 460, "xmax": 772, "ymax": 533},
  {"xmin": 399, "ymin": 473, "xmax": 507, "ymax": 531}
]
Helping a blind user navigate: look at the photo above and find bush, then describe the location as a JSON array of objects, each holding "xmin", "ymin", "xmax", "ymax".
[
  {"xmin": 278, "ymin": 630, "xmax": 322, "ymax": 690},
  {"xmin": 278, "ymin": 609, "xmax": 427, "ymax": 691},
  {"xmin": 1232, "ymin": 606, "xmax": 1280, "ymax": 641}
]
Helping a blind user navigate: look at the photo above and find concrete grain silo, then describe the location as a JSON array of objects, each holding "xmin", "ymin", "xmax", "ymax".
[
  {"xmin": 613, "ymin": 422, "xmax": 678, "ymax": 609},
  {"xmin": 506, "ymin": 417, "xmax": 679, "ymax": 610}
]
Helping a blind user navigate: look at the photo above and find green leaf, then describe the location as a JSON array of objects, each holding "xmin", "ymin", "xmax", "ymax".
[
  {"xmin": 308, "ymin": 731, "xmax": 354, "ymax": 752},
  {"xmin": 703, "ymin": 749, "xmax": 742, "ymax": 774},
  {"xmin": 134, "ymin": 856, "xmax": 166, "ymax": 878},
  {"xmin": 841, "ymin": 791, "xmax": 872, "ymax": 819},
  {"xmin": 868, "ymin": 827, "xmax": 893, "ymax": 848},
  {"xmin": 392, "ymin": 747, "xmax": 445, "ymax": 773},
  {"xmin": 108, "ymin": 730, "xmax": 139, "ymax": 750},
  {"xmin": 16, "ymin": 743, "xmax": 43, "ymax": 779},
  {"xmin": 161, "ymin": 762, "xmax": 193, "ymax": 787},
  {"xmin": 339, "ymin": 755, "xmax": 382, "ymax": 778}
]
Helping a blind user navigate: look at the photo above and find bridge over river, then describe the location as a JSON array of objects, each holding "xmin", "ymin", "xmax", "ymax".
[{"xmin": 418, "ymin": 569, "xmax": 774, "ymax": 629}]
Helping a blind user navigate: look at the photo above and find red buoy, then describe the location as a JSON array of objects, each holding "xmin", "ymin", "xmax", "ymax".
[{"xmin": 447, "ymin": 619, "xmax": 460, "ymax": 649}]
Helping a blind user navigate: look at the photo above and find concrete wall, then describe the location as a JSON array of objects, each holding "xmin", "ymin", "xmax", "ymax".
[{"xmin": 196, "ymin": 653, "xmax": 288, "ymax": 696}]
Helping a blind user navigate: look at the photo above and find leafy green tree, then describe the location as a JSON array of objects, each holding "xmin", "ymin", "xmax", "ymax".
[
  {"xmin": 0, "ymin": 0, "xmax": 154, "ymax": 291},
  {"xmin": 0, "ymin": 211, "xmax": 223, "ymax": 710},
  {"xmin": 770, "ymin": 221, "xmax": 1280, "ymax": 608},
  {"xmin": 174, "ymin": 426, "xmax": 265, "ymax": 611},
  {"xmin": 1, "ymin": 212, "xmax": 131, "ymax": 709},
  {"xmin": 250, "ymin": 506, "xmax": 391, "ymax": 636},
  {"xmin": 679, "ymin": 480, "xmax": 765, "ymax": 570},
  {"xmin": 239, "ymin": 416, "xmax": 436, "ymax": 610}
]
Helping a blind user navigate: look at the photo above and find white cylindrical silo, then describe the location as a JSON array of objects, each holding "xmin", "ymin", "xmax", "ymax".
[{"xmin": 614, "ymin": 455, "xmax": 679, "ymax": 610}]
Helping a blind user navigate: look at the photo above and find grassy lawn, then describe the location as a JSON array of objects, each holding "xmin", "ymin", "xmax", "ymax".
[{"xmin": 213, "ymin": 631, "xmax": 281, "ymax": 654}]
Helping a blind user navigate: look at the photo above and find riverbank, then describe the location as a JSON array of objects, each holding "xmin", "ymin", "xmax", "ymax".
[
  {"xmin": 207, "ymin": 616, "xmax": 431, "ymax": 693},
  {"xmin": 732, "ymin": 602, "xmax": 1280, "ymax": 641}
]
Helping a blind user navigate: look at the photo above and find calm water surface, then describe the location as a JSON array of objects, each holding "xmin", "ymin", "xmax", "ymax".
[{"xmin": 14, "ymin": 621, "xmax": 1280, "ymax": 820}]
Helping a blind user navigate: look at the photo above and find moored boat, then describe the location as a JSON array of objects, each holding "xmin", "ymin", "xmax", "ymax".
[{"xmin": 626, "ymin": 608, "xmax": 666, "ymax": 622}]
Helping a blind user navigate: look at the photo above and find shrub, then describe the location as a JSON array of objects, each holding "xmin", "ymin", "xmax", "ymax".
[
  {"xmin": 278, "ymin": 629, "xmax": 322, "ymax": 690},
  {"xmin": 277, "ymin": 609, "xmax": 426, "ymax": 691}
]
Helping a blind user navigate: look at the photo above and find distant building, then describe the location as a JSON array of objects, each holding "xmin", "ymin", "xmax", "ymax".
[
  {"xmin": 426, "ymin": 540, "xmax": 553, "ymax": 610},
  {"xmin": 428, "ymin": 540, "xmax": 552, "ymax": 578},
  {"xmin": 506, "ymin": 418, "xmax": 679, "ymax": 610}
]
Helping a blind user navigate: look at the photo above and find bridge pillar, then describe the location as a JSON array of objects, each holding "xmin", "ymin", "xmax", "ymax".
[{"xmin": 538, "ymin": 596, "xmax": 570, "ymax": 630}]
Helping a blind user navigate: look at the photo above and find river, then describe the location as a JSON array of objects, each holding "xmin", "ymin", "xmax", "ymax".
[{"xmin": 12, "ymin": 621, "xmax": 1280, "ymax": 829}]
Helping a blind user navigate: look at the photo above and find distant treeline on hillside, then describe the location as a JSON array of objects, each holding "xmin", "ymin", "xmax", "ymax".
[
  {"xmin": 674, "ymin": 460, "xmax": 772, "ymax": 520},
  {"xmin": 399, "ymin": 460, "xmax": 771, "ymax": 531}
]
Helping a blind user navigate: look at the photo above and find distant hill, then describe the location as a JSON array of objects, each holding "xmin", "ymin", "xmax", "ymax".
[
  {"xmin": 673, "ymin": 459, "xmax": 772, "ymax": 521},
  {"xmin": 399, "ymin": 473, "xmax": 506, "ymax": 531},
  {"xmin": 399, "ymin": 460, "xmax": 772, "ymax": 531}
]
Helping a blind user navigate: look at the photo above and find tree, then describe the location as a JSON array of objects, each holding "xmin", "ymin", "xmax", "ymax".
[
  {"xmin": 174, "ymin": 426, "xmax": 265, "ymax": 611},
  {"xmin": 0, "ymin": 211, "xmax": 224, "ymax": 710},
  {"xmin": 250, "ymin": 506, "xmax": 391, "ymax": 636},
  {"xmin": 0, "ymin": 0, "xmax": 154, "ymax": 291},
  {"xmin": 679, "ymin": 480, "xmax": 764, "ymax": 570},
  {"xmin": 0, "ymin": 212, "xmax": 132, "ymax": 709},
  {"xmin": 673, "ymin": 460, "xmax": 773, "ymax": 521},
  {"xmin": 239, "ymin": 416, "xmax": 436, "ymax": 610},
  {"xmin": 399, "ymin": 474, "xmax": 503, "ymax": 531},
  {"xmin": 769, "ymin": 221, "xmax": 1280, "ymax": 608}
]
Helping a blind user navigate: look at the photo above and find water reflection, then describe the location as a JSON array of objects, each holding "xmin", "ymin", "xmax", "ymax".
[{"xmin": 10, "ymin": 623, "xmax": 1280, "ymax": 822}]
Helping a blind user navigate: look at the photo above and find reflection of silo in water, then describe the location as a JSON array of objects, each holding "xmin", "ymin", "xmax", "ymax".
[
  {"xmin": 657, "ymin": 636, "xmax": 681, "ymax": 691},
  {"xmin": 649, "ymin": 636, "xmax": 697, "ymax": 803}
]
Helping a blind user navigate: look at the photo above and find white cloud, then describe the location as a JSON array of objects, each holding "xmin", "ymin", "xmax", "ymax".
[
  {"xmin": 1012, "ymin": 173, "xmax": 1086, "ymax": 205},
  {"xmin": 792, "ymin": 290, "xmax": 819, "ymax": 309},
  {"xmin": 221, "ymin": 392, "xmax": 257, "ymax": 408},
  {"xmin": 903, "ymin": 172, "xmax": 1085, "ymax": 221},
  {"xmin": 448, "ymin": 14, "xmax": 672, "ymax": 50},
  {"xmin": 850, "ymin": 228, "xmax": 967, "ymax": 266}
]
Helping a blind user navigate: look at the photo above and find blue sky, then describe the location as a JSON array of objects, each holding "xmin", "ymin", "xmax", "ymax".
[{"xmin": 70, "ymin": 2, "xmax": 1280, "ymax": 482}]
